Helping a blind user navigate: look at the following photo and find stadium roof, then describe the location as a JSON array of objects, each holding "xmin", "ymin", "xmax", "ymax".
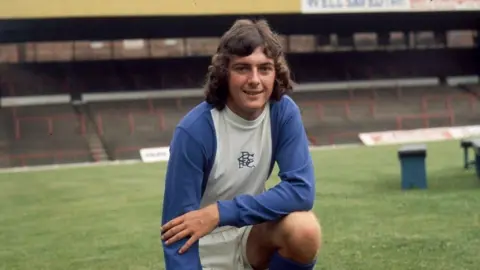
[{"xmin": 0, "ymin": 12, "xmax": 479, "ymax": 43}]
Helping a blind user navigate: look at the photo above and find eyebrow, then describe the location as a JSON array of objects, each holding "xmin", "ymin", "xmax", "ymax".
[{"xmin": 232, "ymin": 61, "xmax": 274, "ymax": 67}]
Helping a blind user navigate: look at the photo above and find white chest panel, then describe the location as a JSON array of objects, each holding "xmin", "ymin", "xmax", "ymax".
[{"xmin": 200, "ymin": 106, "xmax": 272, "ymax": 208}]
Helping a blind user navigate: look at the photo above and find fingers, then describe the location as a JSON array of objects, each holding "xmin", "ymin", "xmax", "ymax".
[
  {"xmin": 161, "ymin": 216, "xmax": 184, "ymax": 233},
  {"xmin": 179, "ymin": 234, "xmax": 200, "ymax": 254},
  {"xmin": 162, "ymin": 223, "xmax": 187, "ymax": 242},
  {"xmin": 161, "ymin": 211, "xmax": 208, "ymax": 254},
  {"xmin": 165, "ymin": 228, "xmax": 191, "ymax": 246}
]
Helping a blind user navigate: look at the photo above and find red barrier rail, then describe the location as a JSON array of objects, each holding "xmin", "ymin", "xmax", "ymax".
[
  {"xmin": 421, "ymin": 94, "xmax": 477, "ymax": 113},
  {"xmin": 14, "ymin": 114, "xmax": 86, "ymax": 140},
  {"xmin": 301, "ymin": 99, "xmax": 376, "ymax": 121},
  {"xmin": 347, "ymin": 88, "xmax": 376, "ymax": 100},
  {"xmin": 396, "ymin": 112, "xmax": 455, "ymax": 130},
  {"xmin": 175, "ymin": 97, "xmax": 195, "ymax": 110},
  {"xmin": 0, "ymin": 150, "xmax": 91, "ymax": 167},
  {"xmin": 446, "ymin": 95, "xmax": 477, "ymax": 113},
  {"xmin": 146, "ymin": 99, "xmax": 155, "ymax": 113},
  {"xmin": 128, "ymin": 110, "xmax": 166, "ymax": 134},
  {"xmin": 96, "ymin": 109, "xmax": 166, "ymax": 135}
]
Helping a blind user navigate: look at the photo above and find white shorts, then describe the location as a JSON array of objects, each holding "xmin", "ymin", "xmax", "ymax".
[{"xmin": 199, "ymin": 226, "xmax": 254, "ymax": 270}]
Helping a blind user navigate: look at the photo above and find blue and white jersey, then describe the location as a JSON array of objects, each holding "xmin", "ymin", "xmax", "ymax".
[
  {"xmin": 202, "ymin": 103, "xmax": 272, "ymax": 210},
  {"xmin": 161, "ymin": 95, "xmax": 315, "ymax": 270}
]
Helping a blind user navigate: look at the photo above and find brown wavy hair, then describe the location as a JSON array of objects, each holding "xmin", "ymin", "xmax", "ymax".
[{"xmin": 204, "ymin": 19, "xmax": 294, "ymax": 110}]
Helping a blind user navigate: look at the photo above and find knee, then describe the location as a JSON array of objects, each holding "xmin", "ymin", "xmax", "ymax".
[{"xmin": 274, "ymin": 211, "xmax": 322, "ymax": 263}]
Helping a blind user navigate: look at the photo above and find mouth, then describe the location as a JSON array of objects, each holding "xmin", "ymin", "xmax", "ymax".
[{"xmin": 242, "ymin": 90, "xmax": 264, "ymax": 96}]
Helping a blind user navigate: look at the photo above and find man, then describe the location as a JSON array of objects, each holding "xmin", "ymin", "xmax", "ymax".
[{"xmin": 161, "ymin": 19, "xmax": 322, "ymax": 270}]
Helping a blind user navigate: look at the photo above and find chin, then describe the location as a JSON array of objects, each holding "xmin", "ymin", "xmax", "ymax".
[{"xmin": 243, "ymin": 100, "xmax": 268, "ymax": 110}]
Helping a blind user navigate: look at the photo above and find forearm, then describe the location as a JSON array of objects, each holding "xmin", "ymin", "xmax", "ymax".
[{"xmin": 217, "ymin": 162, "xmax": 315, "ymax": 227}]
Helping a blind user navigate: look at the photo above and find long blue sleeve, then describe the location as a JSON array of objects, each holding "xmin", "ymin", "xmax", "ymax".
[
  {"xmin": 216, "ymin": 102, "xmax": 315, "ymax": 227},
  {"xmin": 161, "ymin": 127, "xmax": 204, "ymax": 270}
]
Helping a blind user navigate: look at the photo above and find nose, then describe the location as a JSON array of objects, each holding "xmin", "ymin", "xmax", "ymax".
[{"xmin": 248, "ymin": 69, "xmax": 261, "ymax": 86}]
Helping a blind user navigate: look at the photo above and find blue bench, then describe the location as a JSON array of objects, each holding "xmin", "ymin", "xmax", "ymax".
[{"xmin": 398, "ymin": 144, "xmax": 427, "ymax": 190}]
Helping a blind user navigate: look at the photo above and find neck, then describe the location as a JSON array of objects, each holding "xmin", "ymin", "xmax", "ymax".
[{"xmin": 226, "ymin": 100, "xmax": 264, "ymax": 121}]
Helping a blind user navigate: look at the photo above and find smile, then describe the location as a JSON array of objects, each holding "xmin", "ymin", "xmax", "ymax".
[{"xmin": 243, "ymin": 90, "xmax": 264, "ymax": 96}]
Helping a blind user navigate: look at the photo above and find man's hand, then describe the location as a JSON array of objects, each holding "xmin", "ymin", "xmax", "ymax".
[{"xmin": 161, "ymin": 203, "xmax": 220, "ymax": 254}]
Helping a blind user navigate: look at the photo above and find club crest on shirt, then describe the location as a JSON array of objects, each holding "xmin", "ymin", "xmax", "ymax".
[{"xmin": 238, "ymin": 151, "xmax": 255, "ymax": 169}]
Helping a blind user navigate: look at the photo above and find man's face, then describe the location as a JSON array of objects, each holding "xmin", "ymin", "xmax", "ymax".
[{"xmin": 226, "ymin": 47, "xmax": 276, "ymax": 120}]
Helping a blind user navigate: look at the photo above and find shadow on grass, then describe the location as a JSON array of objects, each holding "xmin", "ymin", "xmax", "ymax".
[{"xmin": 372, "ymin": 167, "xmax": 480, "ymax": 193}]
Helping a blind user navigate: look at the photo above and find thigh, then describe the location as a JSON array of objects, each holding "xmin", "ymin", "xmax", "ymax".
[
  {"xmin": 242, "ymin": 222, "xmax": 277, "ymax": 270},
  {"xmin": 199, "ymin": 227, "xmax": 247, "ymax": 270}
]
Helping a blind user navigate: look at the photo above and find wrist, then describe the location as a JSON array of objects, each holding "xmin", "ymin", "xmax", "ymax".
[{"xmin": 208, "ymin": 203, "xmax": 220, "ymax": 227}]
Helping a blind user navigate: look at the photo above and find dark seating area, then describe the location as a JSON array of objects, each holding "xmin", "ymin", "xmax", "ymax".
[{"xmin": 0, "ymin": 48, "xmax": 477, "ymax": 97}]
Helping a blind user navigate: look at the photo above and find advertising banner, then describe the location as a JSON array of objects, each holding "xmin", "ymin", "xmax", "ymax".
[
  {"xmin": 301, "ymin": 0, "xmax": 410, "ymax": 13},
  {"xmin": 359, "ymin": 125, "xmax": 480, "ymax": 146},
  {"xmin": 139, "ymin": 147, "xmax": 170, "ymax": 163},
  {"xmin": 301, "ymin": 0, "xmax": 480, "ymax": 13}
]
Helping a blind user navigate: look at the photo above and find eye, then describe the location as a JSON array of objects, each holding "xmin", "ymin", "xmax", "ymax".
[
  {"xmin": 235, "ymin": 66, "xmax": 249, "ymax": 73},
  {"xmin": 259, "ymin": 66, "xmax": 273, "ymax": 73}
]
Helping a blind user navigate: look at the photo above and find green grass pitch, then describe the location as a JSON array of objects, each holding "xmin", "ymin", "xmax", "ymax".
[{"xmin": 1, "ymin": 140, "xmax": 479, "ymax": 270}]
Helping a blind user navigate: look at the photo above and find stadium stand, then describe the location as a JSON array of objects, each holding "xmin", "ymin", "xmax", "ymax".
[
  {"xmin": 86, "ymin": 99, "xmax": 172, "ymax": 160},
  {"xmin": 3, "ymin": 104, "xmax": 92, "ymax": 167},
  {"xmin": 1, "ymin": 73, "xmax": 479, "ymax": 167},
  {"xmin": 0, "ymin": 20, "xmax": 479, "ymax": 168}
]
